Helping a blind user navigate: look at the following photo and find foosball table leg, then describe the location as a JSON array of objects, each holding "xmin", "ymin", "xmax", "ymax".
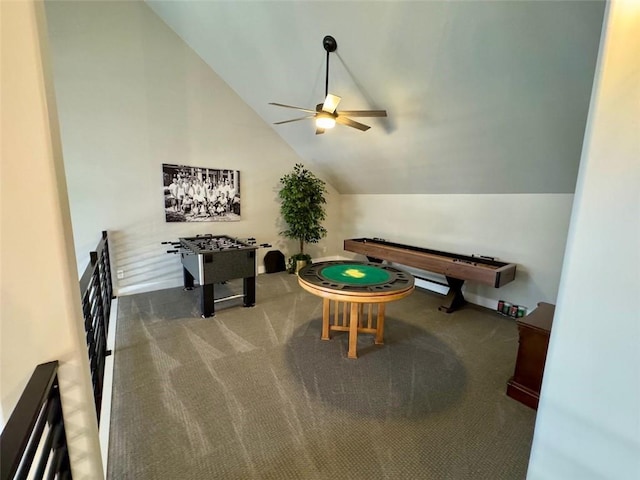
[
  {"xmin": 201, "ymin": 284, "xmax": 215, "ymax": 317},
  {"xmin": 183, "ymin": 267, "xmax": 195, "ymax": 291},
  {"xmin": 243, "ymin": 276, "xmax": 255, "ymax": 307}
]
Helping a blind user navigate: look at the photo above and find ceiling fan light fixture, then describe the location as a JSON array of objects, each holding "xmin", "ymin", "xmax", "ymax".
[{"xmin": 316, "ymin": 114, "xmax": 336, "ymax": 129}]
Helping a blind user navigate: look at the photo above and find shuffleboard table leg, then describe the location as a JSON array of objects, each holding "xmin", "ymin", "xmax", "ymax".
[
  {"xmin": 439, "ymin": 276, "xmax": 466, "ymax": 313},
  {"xmin": 366, "ymin": 256, "xmax": 383, "ymax": 264}
]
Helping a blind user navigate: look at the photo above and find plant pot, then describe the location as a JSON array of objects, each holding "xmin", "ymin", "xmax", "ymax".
[{"xmin": 295, "ymin": 259, "xmax": 309, "ymax": 274}]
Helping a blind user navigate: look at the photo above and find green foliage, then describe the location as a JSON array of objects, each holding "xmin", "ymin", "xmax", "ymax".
[
  {"xmin": 278, "ymin": 163, "xmax": 327, "ymax": 255},
  {"xmin": 286, "ymin": 253, "xmax": 312, "ymax": 274}
]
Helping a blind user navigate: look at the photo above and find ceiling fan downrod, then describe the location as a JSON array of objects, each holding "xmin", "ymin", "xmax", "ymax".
[{"xmin": 323, "ymin": 35, "xmax": 337, "ymax": 99}]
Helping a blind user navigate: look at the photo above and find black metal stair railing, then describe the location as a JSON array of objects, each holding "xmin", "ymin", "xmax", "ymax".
[
  {"xmin": 78, "ymin": 230, "xmax": 114, "ymax": 421},
  {"xmin": 0, "ymin": 231, "xmax": 115, "ymax": 479},
  {"xmin": 0, "ymin": 361, "xmax": 72, "ymax": 480}
]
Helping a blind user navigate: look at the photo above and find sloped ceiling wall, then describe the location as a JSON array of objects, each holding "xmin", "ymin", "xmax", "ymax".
[{"xmin": 147, "ymin": 0, "xmax": 604, "ymax": 194}]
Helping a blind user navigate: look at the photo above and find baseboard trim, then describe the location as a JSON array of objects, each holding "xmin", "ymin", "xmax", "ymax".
[
  {"xmin": 115, "ymin": 255, "xmax": 343, "ymax": 297},
  {"xmin": 113, "ymin": 255, "xmax": 512, "ymax": 311}
]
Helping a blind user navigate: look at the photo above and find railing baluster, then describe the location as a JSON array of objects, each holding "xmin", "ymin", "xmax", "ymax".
[{"xmin": 78, "ymin": 231, "xmax": 114, "ymax": 422}]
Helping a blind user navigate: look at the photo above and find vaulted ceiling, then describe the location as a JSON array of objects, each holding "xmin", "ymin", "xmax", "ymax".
[{"xmin": 147, "ymin": 1, "xmax": 605, "ymax": 194}]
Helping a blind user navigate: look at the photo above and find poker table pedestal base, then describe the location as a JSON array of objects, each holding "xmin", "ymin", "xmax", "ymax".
[
  {"xmin": 298, "ymin": 261, "xmax": 414, "ymax": 359},
  {"xmin": 322, "ymin": 300, "xmax": 386, "ymax": 359}
]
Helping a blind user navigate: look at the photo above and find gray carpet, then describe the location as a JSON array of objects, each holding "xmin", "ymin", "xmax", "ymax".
[{"xmin": 108, "ymin": 272, "xmax": 536, "ymax": 479}]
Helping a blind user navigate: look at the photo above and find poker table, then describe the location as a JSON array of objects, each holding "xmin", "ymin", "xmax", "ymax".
[{"xmin": 298, "ymin": 261, "xmax": 415, "ymax": 358}]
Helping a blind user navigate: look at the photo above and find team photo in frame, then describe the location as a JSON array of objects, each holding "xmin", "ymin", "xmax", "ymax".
[{"xmin": 162, "ymin": 163, "xmax": 241, "ymax": 222}]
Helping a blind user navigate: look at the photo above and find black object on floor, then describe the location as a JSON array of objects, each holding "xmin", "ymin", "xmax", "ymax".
[{"xmin": 264, "ymin": 250, "xmax": 286, "ymax": 273}]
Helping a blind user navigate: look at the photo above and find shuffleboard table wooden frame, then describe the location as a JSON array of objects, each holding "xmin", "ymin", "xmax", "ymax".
[{"xmin": 344, "ymin": 238, "xmax": 516, "ymax": 313}]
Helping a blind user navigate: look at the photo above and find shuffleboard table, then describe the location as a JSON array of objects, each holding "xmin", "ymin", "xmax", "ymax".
[
  {"xmin": 344, "ymin": 238, "xmax": 517, "ymax": 313},
  {"xmin": 298, "ymin": 261, "xmax": 414, "ymax": 359}
]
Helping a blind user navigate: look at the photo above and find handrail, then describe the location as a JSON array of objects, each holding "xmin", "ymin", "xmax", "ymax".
[
  {"xmin": 0, "ymin": 361, "xmax": 72, "ymax": 480},
  {"xmin": 79, "ymin": 230, "xmax": 114, "ymax": 421}
]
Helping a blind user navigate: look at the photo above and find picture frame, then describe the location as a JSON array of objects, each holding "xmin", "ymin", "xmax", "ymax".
[{"xmin": 162, "ymin": 163, "xmax": 240, "ymax": 222}]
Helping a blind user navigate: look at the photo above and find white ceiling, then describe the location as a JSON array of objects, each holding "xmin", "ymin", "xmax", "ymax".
[{"xmin": 146, "ymin": 1, "xmax": 605, "ymax": 194}]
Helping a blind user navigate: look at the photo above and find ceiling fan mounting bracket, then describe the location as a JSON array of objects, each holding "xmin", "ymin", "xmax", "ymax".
[{"xmin": 323, "ymin": 35, "xmax": 337, "ymax": 53}]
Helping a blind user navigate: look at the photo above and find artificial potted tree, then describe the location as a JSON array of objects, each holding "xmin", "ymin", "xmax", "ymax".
[{"xmin": 278, "ymin": 163, "xmax": 328, "ymax": 273}]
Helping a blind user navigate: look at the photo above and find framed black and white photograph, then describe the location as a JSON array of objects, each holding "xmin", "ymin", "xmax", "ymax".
[{"xmin": 162, "ymin": 163, "xmax": 241, "ymax": 222}]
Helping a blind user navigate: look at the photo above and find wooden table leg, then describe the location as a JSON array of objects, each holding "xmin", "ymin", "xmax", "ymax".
[
  {"xmin": 348, "ymin": 302, "xmax": 359, "ymax": 359},
  {"xmin": 322, "ymin": 298, "xmax": 330, "ymax": 340},
  {"xmin": 375, "ymin": 303, "xmax": 386, "ymax": 345}
]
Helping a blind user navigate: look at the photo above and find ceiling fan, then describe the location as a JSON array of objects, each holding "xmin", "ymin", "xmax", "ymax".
[{"xmin": 269, "ymin": 35, "xmax": 387, "ymax": 134}]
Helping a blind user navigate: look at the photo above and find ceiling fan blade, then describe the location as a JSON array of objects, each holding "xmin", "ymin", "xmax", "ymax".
[
  {"xmin": 322, "ymin": 94, "xmax": 341, "ymax": 113},
  {"xmin": 336, "ymin": 115, "xmax": 371, "ymax": 131},
  {"xmin": 273, "ymin": 115, "xmax": 314, "ymax": 125},
  {"xmin": 315, "ymin": 127, "xmax": 325, "ymax": 135},
  {"xmin": 338, "ymin": 110, "xmax": 387, "ymax": 118},
  {"xmin": 269, "ymin": 102, "xmax": 316, "ymax": 114}
]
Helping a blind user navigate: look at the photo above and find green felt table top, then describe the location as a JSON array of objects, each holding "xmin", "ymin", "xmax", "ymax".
[{"xmin": 320, "ymin": 263, "xmax": 391, "ymax": 285}]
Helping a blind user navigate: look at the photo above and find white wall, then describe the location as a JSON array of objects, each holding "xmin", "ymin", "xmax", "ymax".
[
  {"xmin": 44, "ymin": 1, "xmax": 343, "ymax": 295},
  {"xmin": 0, "ymin": 1, "xmax": 103, "ymax": 476},
  {"xmin": 528, "ymin": 1, "xmax": 640, "ymax": 478},
  {"xmin": 44, "ymin": 1, "xmax": 577, "ymax": 312},
  {"xmin": 341, "ymin": 194, "xmax": 573, "ymax": 311}
]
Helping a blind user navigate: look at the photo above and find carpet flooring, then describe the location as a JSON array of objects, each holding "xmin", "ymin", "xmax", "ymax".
[{"xmin": 108, "ymin": 272, "xmax": 536, "ymax": 479}]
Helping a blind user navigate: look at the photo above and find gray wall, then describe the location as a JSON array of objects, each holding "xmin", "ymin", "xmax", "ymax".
[
  {"xmin": 45, "ymin": 1, "xmax": 577, "ymax": 311},
  {"xmin": 45, "ymin": 1, "xmax": 344, "ymax": 296}
]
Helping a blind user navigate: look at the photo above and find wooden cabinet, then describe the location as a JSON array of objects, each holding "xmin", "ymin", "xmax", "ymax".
[{"xmin": 507, "ymin": 302, "xmax": 555, "ymax": 409}]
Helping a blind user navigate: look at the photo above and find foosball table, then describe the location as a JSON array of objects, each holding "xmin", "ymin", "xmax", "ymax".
[{"xmin": 165, "ymin": 235, "xmax": 259, "ymax": 317}]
